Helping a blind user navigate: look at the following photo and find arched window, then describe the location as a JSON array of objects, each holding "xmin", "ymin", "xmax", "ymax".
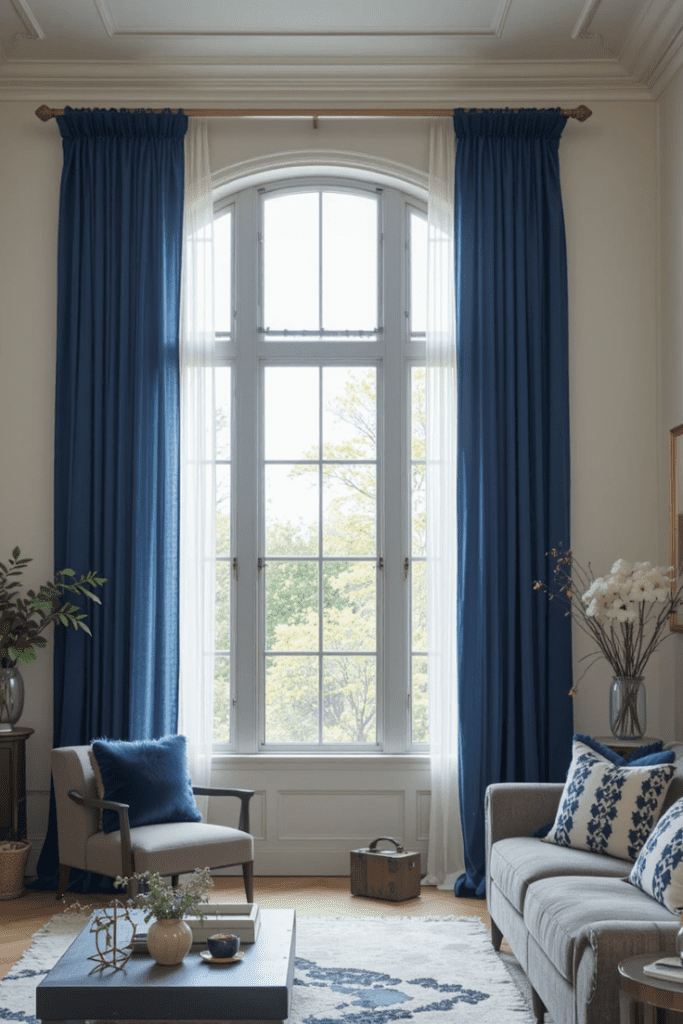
[{"xmin": 212, "ymin": 176, "xmax": 427, "ymax": 752}]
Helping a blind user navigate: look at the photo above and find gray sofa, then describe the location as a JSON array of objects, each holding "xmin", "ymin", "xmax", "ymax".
[{"xmin": 485, "ymin": 742, "xmax": 683, "ymax": 1024}]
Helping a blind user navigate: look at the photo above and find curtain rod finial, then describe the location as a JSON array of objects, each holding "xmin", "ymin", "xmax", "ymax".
[
  {"xmin": 35, "ymin": 105, "xmax": 54, "ymax": 121},
  {"xmin": 573, "ymin": 104, "xmax": 592, "ymax": 122}
]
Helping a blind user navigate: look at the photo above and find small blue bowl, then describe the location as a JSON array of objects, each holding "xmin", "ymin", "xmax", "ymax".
[{"xmin": 207, "ymin": 933, "xmax": 240, "ymax": 958}]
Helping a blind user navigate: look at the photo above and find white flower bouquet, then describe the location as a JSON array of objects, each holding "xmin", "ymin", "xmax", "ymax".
[{"xmin": 534, "ymin": 548, "xmax": 683, "ymax": 709}]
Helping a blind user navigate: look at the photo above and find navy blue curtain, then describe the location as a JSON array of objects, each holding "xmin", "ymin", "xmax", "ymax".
[
  {"xmin": 453, "ymin": 109, "xmax": 574, "ymax": 898},
  {"xmin": 32, "ymin": 108, "xmax": 188, "ymax": 891}
]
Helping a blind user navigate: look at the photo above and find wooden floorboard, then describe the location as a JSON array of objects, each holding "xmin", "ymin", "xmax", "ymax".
[{"xmin": 0, "ymin": 876, "xmax": 490, "ymax": 979}]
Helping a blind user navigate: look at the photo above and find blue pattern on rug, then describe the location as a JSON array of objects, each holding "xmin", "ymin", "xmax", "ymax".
[
  {"xmin": 294, "ymin": 958, "xmax": 490, "ymax": 1023},
  {"xmin": 0, "ymin": 970, "xmax": 46, "ymax": 1023}
]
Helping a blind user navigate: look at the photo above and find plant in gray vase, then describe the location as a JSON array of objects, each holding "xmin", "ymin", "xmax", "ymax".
[{"xmin": 0, "ymin": 547, "xmax": 105, "ymax": 730}]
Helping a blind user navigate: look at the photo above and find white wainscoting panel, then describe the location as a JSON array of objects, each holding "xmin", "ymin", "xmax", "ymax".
[
  {"xmin": 209, "ymin": 755, "xmax": 431, "ymax": 875},
  {"xmin": 277, "ymin": 789, "xmax": 404, "ymax": 841}
]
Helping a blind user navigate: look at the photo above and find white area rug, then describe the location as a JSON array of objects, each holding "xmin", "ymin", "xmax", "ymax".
[{"xmin": 0, "ymin": 913, "xmax": 542, "ymax": 1024}]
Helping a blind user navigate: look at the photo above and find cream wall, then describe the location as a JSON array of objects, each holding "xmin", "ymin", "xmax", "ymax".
[{"xmin": 0, "ymin": 97, "xmax": 667, "ymax": 871}]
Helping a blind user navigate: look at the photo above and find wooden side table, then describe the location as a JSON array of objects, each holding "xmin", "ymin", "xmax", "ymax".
[
  {"xmin": 0, "ymin": 727, "xmax": 34, "ymax": 842},
  {"xmin": 619, "ymin": 954, "xmax": 683, "ymax": 1022},
  {"xmin": 594, "ymin": 736, "xmax": 663, "ymax": 760}
]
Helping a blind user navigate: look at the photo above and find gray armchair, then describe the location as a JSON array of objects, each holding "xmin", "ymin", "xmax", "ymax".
[{"xmin": 52, "ymin": 745, "xmax": 254, "ymax": 900}]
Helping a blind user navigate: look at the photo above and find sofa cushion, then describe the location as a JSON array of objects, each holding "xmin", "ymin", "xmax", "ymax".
[
  {"xmin": 490, "ymin": 836, "xmax": 633, "ymax": 914},
  {"xmin": 86, "ymin": 821, "xmax": 254, "ymax": 878},
  {"xmin": 543, "ymin": 739, "xmax": 674, "ymax": 861},
  {"xmin": 629, "ymin": 798, "xmax": 683, "ymax": 914},
  {"xmin": 523, "ymin": 874, "xmax": 676, "ymax": 983}
]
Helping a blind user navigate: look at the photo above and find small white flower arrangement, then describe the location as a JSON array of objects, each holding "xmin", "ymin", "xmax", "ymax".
[{"xmin": 534, "ymin": 548, "xmax": 683, "ymax": 692}]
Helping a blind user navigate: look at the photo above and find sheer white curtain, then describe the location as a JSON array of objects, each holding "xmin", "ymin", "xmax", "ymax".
[
  {"xmin": 178, "ymin": 119, "xmax": 216, "ymax": 814},
  {"xmin": 422, "ymin": 118, "xmax": 464, "ymax": 889}
]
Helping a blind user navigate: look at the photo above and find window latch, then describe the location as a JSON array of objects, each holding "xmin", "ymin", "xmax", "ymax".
[
  {"xmin": 258, "ymin": 557, "xmax": 266, "ymax": 571},
  {"xmin": 404, "ymin": 557, "xmax": 410, "ymax": 580},
  {"xmin": 232, "ymin": 557, "xmax": 239, "ymax": 581},
  {"xmin": 377, "ymin": 557, "xmax": 384, "ymax": 570}
]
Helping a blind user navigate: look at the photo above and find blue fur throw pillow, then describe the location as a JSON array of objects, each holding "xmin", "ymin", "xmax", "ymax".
[{"xmin": 90, "ymin": 735, "xmax": 202, "ymax": 834}]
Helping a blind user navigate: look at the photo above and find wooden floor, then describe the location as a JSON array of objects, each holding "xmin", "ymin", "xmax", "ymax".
[{"xmin": 0, "ymin": 876, "xmax": 490, "ymax": 980}]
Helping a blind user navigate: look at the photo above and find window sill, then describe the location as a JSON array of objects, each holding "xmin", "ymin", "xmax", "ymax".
[{"xmin": 211, "ymin": 752, "xmax": 431, "ymax": 771}]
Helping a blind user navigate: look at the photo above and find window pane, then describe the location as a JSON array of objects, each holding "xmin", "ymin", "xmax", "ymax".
[
  {"xmin": 214, "ymin": 209, "xmax": 232, "ymax": 335},
  {"xmin": 265, "ymin": 465, "xmax": 318, "ymax": 556},
  {"xmin": 216, "ymin": 560, "xmax": 231, "ymax": 651},
  {"xmin": 265, "ymin": 366, "xmax": 319, "ymax": 461},
  {"xmin": 411, "ymin": 466, "xmax": 425, "ymax": 558},
  {"xmin": 410, "ymin": 211, "xmax": 427, "ymax": 336},
  {"xmin": 323, "ymin": 562, "xmax": 376, "ymax": 651},
  {"xmin": 323, "ymin": 466, "xmax": 376, "ymax": 557},
  {"xmin": 213, "ymin": 655, "xmax": 231, "ymax": 742},
  {"xmin": 265, "ymin": 655, "xmax": 319, "ymax": 742},
  {"xmin": 216, "ymin": 465, "xmax": 230, "ymax": 556},
  {"xmin": 411, "ymin": 560, "xmax": 426, "ymax": 652},
  {"xmin": 323, "ymin": 656, "xmax": 376, "ymax": 743},
  {"xmin": 216, "ymin": 366, "xmax": 231, "ymax": 461},
  {"xmin": 263, "ymin": 192, "xmax": 319, "ymax": 331},
  {"xmin": 322, "ymin": 192, "xmax": 377, "ymax": 333},
  {"xmin": 411, "ymin": 655, "xmax": 428, "ymax": 743},
  {"xmin": 410, "ymin": 365, "xmax": 427, "ymax": 744},
  {"xmin": 323, "ymin": 367, "xmax": 376, "ymax": 458},
  {"xmin": 411, "ymin": 367, "xmax": 425, "ymax": 461},
  {"xmin": 266, "ymin": 561, "xmax": 319, "ymax": 652}
]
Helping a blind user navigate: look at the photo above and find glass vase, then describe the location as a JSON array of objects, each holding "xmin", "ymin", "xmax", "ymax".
[
  {"xmin": 609, "ymin": 677, "xmax": 646, "ymax": 741},
  {"xmin": 0, "ymin": 665, "xmax": 24, "ymax": 732}
]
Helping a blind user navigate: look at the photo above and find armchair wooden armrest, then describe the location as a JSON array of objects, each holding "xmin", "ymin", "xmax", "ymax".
[
  {"xmin": 67, "ymin": 788, "xmax": 134, "ymax": 877},
  {"xmin": 192, "ymin": 786, "xmax": 254, "ymax": 834}
]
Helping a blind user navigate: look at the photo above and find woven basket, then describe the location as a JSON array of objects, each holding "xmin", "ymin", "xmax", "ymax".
[{"xmin": 0, "ymin": 841, "xmax": 31, "ymax": 900}]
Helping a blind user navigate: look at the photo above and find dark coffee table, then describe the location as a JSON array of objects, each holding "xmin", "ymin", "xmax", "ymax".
[{"xmin": 36, "ymin": 908, "xmax": 296, "ymax": 1022}]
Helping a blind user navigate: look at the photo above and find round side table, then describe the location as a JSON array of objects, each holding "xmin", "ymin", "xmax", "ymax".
[{"xmin": 619, "ymin": 955, "xmax": 683, "ymax": 1023}]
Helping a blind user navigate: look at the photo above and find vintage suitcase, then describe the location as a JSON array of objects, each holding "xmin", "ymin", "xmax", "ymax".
[{"xmin": 350, "ymin": 836, "xmax": 421, "ymax": 901}]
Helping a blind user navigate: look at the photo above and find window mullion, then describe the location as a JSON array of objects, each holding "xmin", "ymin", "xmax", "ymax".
[
  {"xmin": 382, "ymin": 187, "xmax": 409, "ymax": 754},
  {"xmin": 233, "ymin": 186, "xmax": 260, "ymax": 753}
]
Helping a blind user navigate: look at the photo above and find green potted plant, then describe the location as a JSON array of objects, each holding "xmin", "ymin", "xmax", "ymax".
[
  {"xmin": 115, "ymin": 868, "xmax": 213, "ymax": 964},
  {"xmin": 0, "ymin": 547, "xmax": 105, "ymax": 731}
]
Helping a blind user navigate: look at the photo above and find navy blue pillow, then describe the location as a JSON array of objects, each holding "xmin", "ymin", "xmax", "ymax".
[
  {"xmin": 90, "ymin": 735, "xmax": 202, "ymax": 835},
  {"xmin": 573, "ymin": 734, "xmax": 674, "ymax": 767}
]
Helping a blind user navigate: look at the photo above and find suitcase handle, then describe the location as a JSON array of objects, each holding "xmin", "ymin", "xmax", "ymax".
[{"xmin": 368, "ymin": 837, "xmax": 405, "ymax": 853}]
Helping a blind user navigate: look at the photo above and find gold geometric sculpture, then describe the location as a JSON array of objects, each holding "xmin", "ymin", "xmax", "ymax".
[{"xmin": 87, "ymin": 900, "xmax": 138, "ymax": 974}]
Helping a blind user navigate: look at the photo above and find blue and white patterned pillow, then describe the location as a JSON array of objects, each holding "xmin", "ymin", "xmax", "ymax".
[
  {"xmin": 630, "ymin": 799, "xmax": 683, "ymax": 914},
  {"xmin": 542, "ymin": 740, "xmax": 675, "ymax": 862}
]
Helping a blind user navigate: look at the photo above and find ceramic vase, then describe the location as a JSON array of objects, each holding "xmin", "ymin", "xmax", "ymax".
[
  {"xmin": 146, "ymin": 917, "xmax": 193, "ymax": 965},
  {"xmin": 609, "ymin": 677, "xmax": 646, "ymax": 740},
  {"xmin": 0, "ymin": 666, "xmax": 24, "ymax": 732}
]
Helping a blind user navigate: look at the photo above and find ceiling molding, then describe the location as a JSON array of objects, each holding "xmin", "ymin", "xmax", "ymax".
[
  {"xmin": 91, "ymin": 0, "xmax": 508, "ymax": 39},
  {"xmin": 9, "ymin": 0, "xmax": 44, "ymax": 41},
  {"xmin": 571, "ymin": 0, "xmax": 604, "ymax": 41},
  {"xmin": 619, "ymin": 0, "xmax": 683, "ymax": 88},
  {"xmin": 493, "ymin": 0, "xmax": 513, "ymax": 38},
  {"xmin": 94, "ymin": 0, "xmax": 116, "ymax": 39},
  {"xmin": 0, "ymin": 58, "xmax": 655, "ymax": 104}
]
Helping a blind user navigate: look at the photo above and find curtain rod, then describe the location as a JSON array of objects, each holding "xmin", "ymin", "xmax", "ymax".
[{"xmin": 35, "ymin": 104, "xmax": 593, "ymax": 124}]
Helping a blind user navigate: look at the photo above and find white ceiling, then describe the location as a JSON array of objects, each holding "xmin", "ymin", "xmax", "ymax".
[{"xmin": 1, "ymin": 0, "xmax": 682, "ymax": 103}]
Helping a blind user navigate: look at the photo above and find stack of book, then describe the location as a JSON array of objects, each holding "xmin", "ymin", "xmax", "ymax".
[
  {"xmin": 132, "ymin": 904, "xmax": 260, "ymax": 952},
  {"xmin": 643, "ymin": 957, "xmax": 683, "ymax": 984}
]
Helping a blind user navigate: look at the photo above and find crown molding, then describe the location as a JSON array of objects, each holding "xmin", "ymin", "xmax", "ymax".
[{"xmin": 0, "ymin": 57, "xmax": 656, "ymax": 104}]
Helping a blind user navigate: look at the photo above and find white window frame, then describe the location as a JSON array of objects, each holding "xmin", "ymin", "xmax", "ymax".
[{"xmin": 213, "ymin": 174, "xmax": 427, "ymax": 754}]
